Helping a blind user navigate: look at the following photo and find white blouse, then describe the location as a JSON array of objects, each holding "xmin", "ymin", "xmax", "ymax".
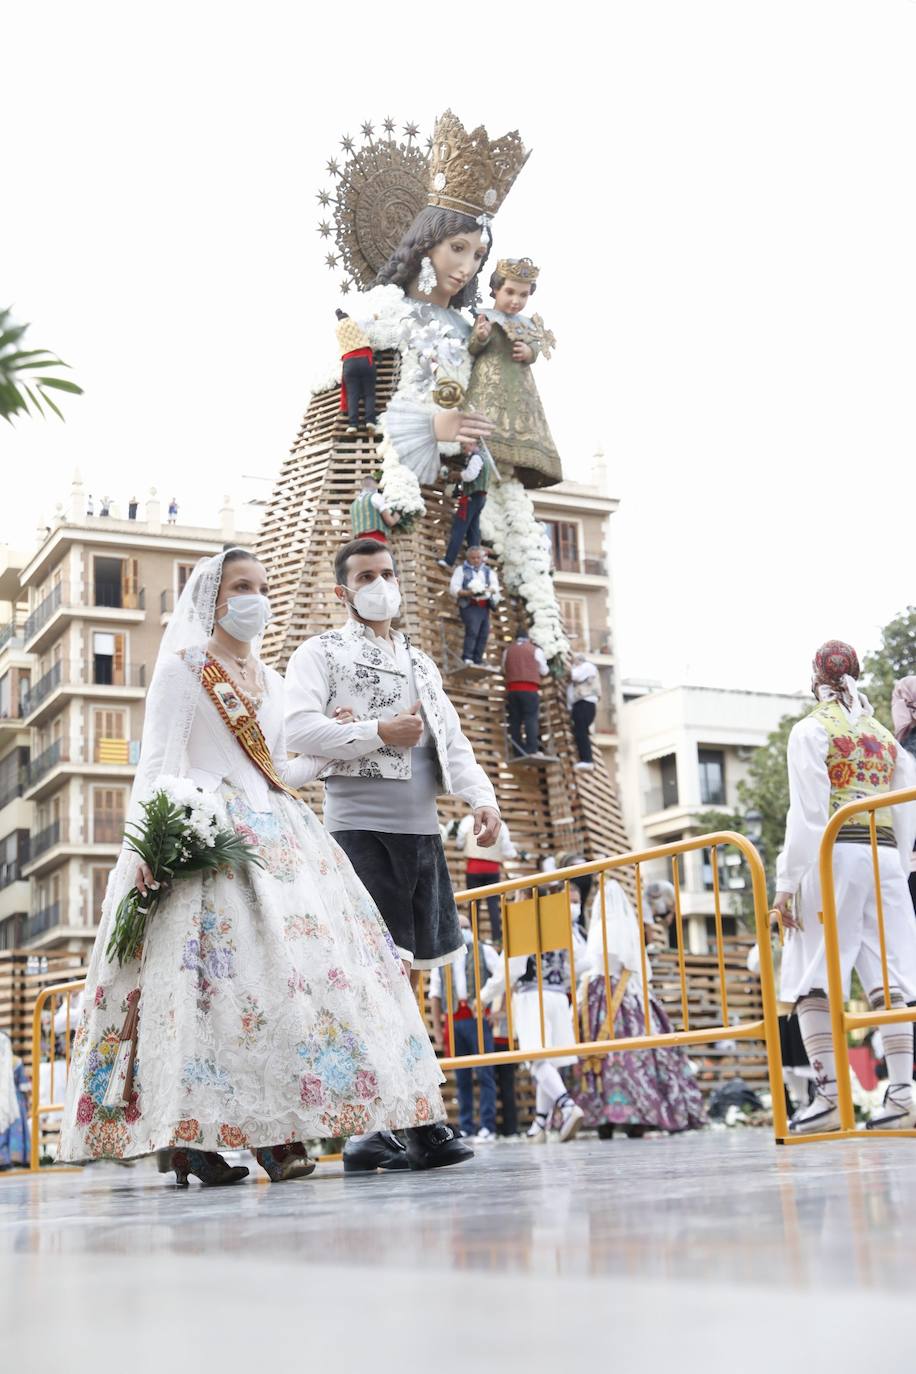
[
  {"xmin": 141, "ymin": 656, "xmax": 322, "ymax": 815},
  {"xmin": 776, "ymin": 711, "xmax": 916, "ymax": 894}
]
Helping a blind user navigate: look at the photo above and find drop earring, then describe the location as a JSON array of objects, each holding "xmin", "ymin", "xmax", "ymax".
[{"xmin": 418, "ymin": 255, "xmax": 436, "ymax": 295}]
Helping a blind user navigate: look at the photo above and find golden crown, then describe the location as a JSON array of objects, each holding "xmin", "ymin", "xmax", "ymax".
[
  {"xmin": 427, "ymin": 110, "xmax": 530, "ymax": 220},
  {"xmin": 496, "ymin": 257, "xmax": 540, "ymax": 284}
]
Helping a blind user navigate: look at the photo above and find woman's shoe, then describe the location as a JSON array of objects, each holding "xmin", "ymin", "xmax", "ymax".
[
  {"xmin": 161, "ymin": 1148, "xmax": 249, "ymax": 1188},
  {"xmin": 256, "ymin": 1142, "xmax": 316, "ymax": 1182}
]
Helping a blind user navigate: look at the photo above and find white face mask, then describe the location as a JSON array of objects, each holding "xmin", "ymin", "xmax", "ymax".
[
  {"xmin": 217, "ymin": 593, "xmax": 272, "ymax": 641},
  {"xmin": 350, "ymin": 576, "xmax": 401, "ymax": 622}
]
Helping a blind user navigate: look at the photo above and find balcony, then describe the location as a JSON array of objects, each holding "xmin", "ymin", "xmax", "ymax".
[
  {"xmin": 22, "ymin": 660, "xmax": 147, "ymax": 728},
  {"xmin": 0, "ymin": 858, "xmax": 25, "ymax": 889},
  {"xmin": 0, "ymin": 618, "xmax": 24, "ymax": 653},
  {"xmin": 0, "ymin": 778, "xmax": 25, "ymax": 811},
  {"xmin": 25, "ymin": 901, "xmax": 61, "ymax": 942},
  {"xmin": 551, "ymin": 556, "xmax": 609, "ymax": 586},
  {"xmin": 24, "ymin": 583, "xmax": 64, "ymax": 642},
  {"xmin": 30, "ymin": 819, "xmax": 62, "ymax": 860},
  {"xmin": 27, "ymin": 739, "xmax": 67, "ymax": 790},
  {"xmin": 23, "ymin": 737, "xmax": 139, "ymax": 803},
  {"xmin": 23, "ymin": 814, "xmax": 124, "ymax": 878},
  {"xmin": 22, "ymin": 660, "xmax": 63, "ymax": 716},
  {"xmin": 644, "ymin": 786, "xmax": 682, "ymax": 816},
  {"xmin": 24, "ymin": 582, "xmax": 147, "ymax": 653}
]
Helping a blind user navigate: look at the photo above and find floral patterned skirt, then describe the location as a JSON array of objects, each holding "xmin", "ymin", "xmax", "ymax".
[
  {"xmin": 568, "ymin": 977, "xmax": 706, "ymax": 1133},
  {"xmin": 58, "ymin": 785, "xmax": 445, "ymax": 1161}
]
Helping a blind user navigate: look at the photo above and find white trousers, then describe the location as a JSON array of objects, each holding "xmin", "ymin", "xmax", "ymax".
[{"xmin": 780, "ymin": 844, "xmax": 916, "ymax": 1003}]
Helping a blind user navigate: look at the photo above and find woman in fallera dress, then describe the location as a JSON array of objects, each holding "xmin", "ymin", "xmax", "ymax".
[{"xmin": 58, "ymin": 549, "xmax": 445, "ymax": 1186}]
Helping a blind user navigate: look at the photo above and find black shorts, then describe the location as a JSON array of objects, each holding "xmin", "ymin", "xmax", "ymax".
[{"xmin": 332, "ymin": 830, "xmax": 463, "ymax": 970}]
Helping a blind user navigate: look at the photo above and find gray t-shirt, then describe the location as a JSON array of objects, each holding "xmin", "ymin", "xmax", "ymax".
[{"xmin": 324, "ymin": 746, "xmax": 440, "ymax": 835}]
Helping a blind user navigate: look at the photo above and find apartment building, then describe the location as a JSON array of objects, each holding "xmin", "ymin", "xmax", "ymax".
[
  {"xmin": 531, "ymin": 453, "xmax": 620, "ymax": 771},
  {"xmin": 0, "ymin": 479, "xmax": 254, "ymax": 954},
  {"xmin": 0, "ymin": 549, "xmax": 33, "ymax": 950},
  {"xmin": 618, "ymin": 681, "xmax": 807, "ymax": 951}
]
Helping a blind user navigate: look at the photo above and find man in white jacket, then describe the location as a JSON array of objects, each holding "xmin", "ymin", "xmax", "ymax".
[{"xmin": 285, "ymin": 537, "xmax": 502, "ymax": 1173}]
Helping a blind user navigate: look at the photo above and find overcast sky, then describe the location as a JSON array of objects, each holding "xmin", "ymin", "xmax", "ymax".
[{"xmin": 3, "ymin": 1, "xmax": 913, "ymax": 695}]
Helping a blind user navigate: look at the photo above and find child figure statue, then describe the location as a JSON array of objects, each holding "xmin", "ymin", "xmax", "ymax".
[{"xmin": 465, "ymin": 258, "xmax": 560, "ymax": 489}]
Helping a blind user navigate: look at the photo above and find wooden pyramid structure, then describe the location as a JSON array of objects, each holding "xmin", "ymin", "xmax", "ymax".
[{"xmin": 255, "ymin": 350, "xmax": 631, "ymax": 902}]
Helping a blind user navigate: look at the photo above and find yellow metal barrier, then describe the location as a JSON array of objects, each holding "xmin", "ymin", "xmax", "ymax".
[
  {"xmin": 781, "ymin": 784, "xmax": 916, "ymax": 1145},
  {"xmin": 437, "ymin": 831, "xmax": 788, "ymax": 1141},
  {"xmin": 15, "ymin": 831, "xmax": 791, "ymax": 1167},
  {"xmin": 29, "ymin": 979, "xmax": 86, "ymax": 1170}
]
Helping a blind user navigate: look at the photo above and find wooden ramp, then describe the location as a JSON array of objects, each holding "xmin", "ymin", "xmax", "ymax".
[{"xmin": 255, "ymin": 352, "xmax": 631, "ymax": 908}]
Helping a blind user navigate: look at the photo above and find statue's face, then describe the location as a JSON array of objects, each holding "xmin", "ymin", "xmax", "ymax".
[
  {"xmin": 428, "ymin": 228, "xmax": 487, "ymax": 297},
  {"xmin": 492, "ymin": 278, "xmax": 531, "ymax": 315}
]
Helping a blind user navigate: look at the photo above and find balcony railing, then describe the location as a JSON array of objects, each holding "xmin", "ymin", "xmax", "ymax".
[
  {"xmin": 22, "ymin": 660, "xmax": 62, "ymax": 715},
  {"xmin": 0, "ymin": 618, "xmax": 24, "ymax": 652},
  {"xmin": 93, "ymin": 585, "xmax": 145, "ymax": 610},
  {"xmin": 25, "ymin": 582, "xmax": 147, "ymax": 642},
  {"xmin": 25, "ymin": 583, "xmax": 64, "ymax": 640},
  {"xmin": 30, "ymin": 820, "xmax": 63, "ymax": 859},
  {"xmin": 0, "ymin": 859, "xmax": 25, "ymax": 889},
  {"xmin": 22, "ymin": 661, "xmax": 147, "ymax": 715},
  {"xmin": 644, "ymin": 787, "xmax": 681, "ymax": 815},
  {"xmin": 0, "ymin": 778, "xmax": 25, "ymax": 810},
  {"xmin": 27, "ymin": 739, "xmax": 67, "ymax": 788},
  {"xmin": 25, "ymin": 902, "xmax": 61, "ymax": 941}
]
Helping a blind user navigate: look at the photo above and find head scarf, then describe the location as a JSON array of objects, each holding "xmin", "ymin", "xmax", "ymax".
[
  {"xmin": 891, "ymin": 675, "xmax": 916, "ymax": 742},
  {"xmin": 811, "ymin": 639, "xmax": 870, "ymax": 724}
]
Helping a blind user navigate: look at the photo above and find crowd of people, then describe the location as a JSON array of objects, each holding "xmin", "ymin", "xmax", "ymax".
[{"xmin": 84, "ymin": 494, "xmax": 179, "ymax": 523}]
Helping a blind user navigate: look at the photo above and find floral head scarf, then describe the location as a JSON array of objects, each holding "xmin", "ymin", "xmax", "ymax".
[{"xmin": 811, "ymin": 640, "xmax": 869, "ymax": 722}]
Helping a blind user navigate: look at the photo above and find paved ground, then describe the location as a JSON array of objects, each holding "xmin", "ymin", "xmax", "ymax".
[{"xmin": 1, "ymin": 1130, "xmax": 914, "ymax": 1371}]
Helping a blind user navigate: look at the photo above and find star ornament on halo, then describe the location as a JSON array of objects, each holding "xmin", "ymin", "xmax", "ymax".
[
  {"xmin": 382, "ymin": 116, "xmax": 396, "ymax": 134},
  {"xmin": 317, "ymin": 220, "xmax": 333, "ymax": 238},
  {"xmin": 340, "ymin": 135, "xmax": 355, "ymax": 153},
  {"xmin": 325, "ymin": 253, "xmax": 339, "ymax": 269},
  {"xmin": 403, "ymin": 122, "xmax": 420, "ymax": 141},
  {"xmin": 360, "ymin": 121, "xmax": 374, "ymax": 139},
  {"xmin": 317, "ymin": 190, "xmax": 333, "ymax": 207},
  {"xmin": 326, "ymin": 159, "xmax": 341, "ymax": 177}
]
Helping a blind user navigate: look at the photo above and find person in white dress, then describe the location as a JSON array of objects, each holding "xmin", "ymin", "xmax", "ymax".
[
  {"xmin": 58, "ymin": 549, "xmax": 445, "ymax": 1186},
  {"xmin": 772, "ymin": 640, "xmax": 916, "ymax": 1134}
]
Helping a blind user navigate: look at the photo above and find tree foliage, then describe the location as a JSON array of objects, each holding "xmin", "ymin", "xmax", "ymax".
[
  {"xmin": 0, "ymin": 307, "xmax": 83, "ymax": 422},
  {"xmin": 863, "ymin": 606, "xmax": 916, "ymax": 729}
]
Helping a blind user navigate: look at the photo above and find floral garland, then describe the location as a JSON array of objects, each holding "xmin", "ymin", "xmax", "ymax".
[
  {"xmin": 376, "ymin": 435, "xmax": 425, "ymax": 532},
  {"xmin": 481, "ymin": 477, "xmax": 570, "ymax": 671}
]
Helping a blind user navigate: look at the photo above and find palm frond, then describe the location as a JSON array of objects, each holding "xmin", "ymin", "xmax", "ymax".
[{"xmin": 0, "ymin": 307, "xmax": 82, "ymax": 422}]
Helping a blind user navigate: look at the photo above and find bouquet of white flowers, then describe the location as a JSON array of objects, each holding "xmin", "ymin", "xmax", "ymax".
[
  {"xmin": 106, "ymin": 776, "xmax": 263, "ymax": 967},
  {"xmin": 378, "ymin": 436, "xmax": 426, "ymax": 533}
]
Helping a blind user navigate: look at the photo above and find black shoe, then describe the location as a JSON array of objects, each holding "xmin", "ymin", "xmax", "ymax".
[
  {"xmin": 404, "ymin": 1123, "xmax": 475, "ymax": 1171},
  {"xmin": 342, "ymin": 1130, "xmax": 410, "ymax": 1174}
]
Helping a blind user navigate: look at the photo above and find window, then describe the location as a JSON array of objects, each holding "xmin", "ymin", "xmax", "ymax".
[
  {"xmin": 94, "ymin": 556, "xmax": 123, "ymax": 608},
  {"xmin": 699, "ymin": 749, "xmax": 726, "ymax": 805},
  {"xmin": 558, "ymin": 596, "xmax": 588, "ymax": 652},
  {"xmin": 0, "ymin": 671, "xmax": 10, "ymax": 719},
  {"xmin": 176, "ymin": 563, "xmax": 195, "ymax": 594},
  {"xmin": 93, "ymin": 631, "xmax": 126, "ymax": 685},
  {"xmin": 544, "ymin": 520, "xmax": 580, "ymax": 572},
  {"xmin": 94, "ymin": 708, "xmax": 127, "ymax": 753},
  {"xmin": 660, "ymin": 754, "xmax": 679, "ymax": 808},
  {"xmin": 93, "ymin": 787, "xmax": 126, "ymax": 844}
]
